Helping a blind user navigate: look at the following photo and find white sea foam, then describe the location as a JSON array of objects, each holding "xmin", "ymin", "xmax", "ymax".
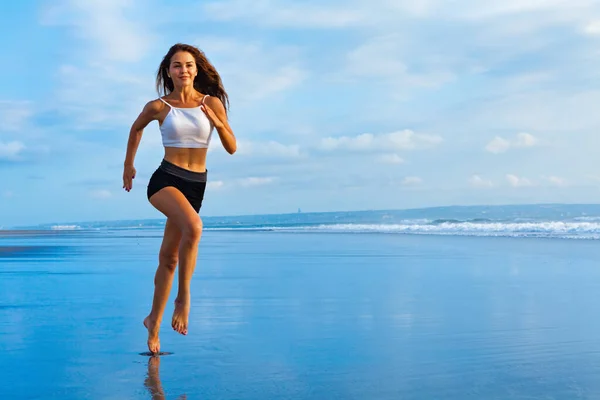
[
  {"xmin": 573, "ymin": 216, "xmax": 600, "ymax": 222},
  {"xmin": 205, "ymin": 221, "xmax": 600, "ymax": 239},
  {"xmin": 50, "ymin": 225, "xmax": 81, "ymax": 230}
]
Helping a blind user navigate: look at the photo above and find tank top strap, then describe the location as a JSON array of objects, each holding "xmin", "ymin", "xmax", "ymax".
[{"xmin": 158, "ymin": 98, "xmax": 172, "ymax": 108}]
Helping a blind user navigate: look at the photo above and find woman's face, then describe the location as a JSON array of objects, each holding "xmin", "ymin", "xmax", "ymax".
[{"xmin": 168, "ymin": 51, "xmax": 197, "ymax": 87}]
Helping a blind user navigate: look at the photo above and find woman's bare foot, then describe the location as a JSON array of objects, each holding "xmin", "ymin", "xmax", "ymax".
[
  {"xmin": 172, "ymin": 297, "xmax": 190, "ymax": 335},
  {"xmin": 144, "ymin": 316, "xmax": 161, "ymax": 354}
]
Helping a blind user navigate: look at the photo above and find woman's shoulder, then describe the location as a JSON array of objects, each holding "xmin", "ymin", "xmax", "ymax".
[
  {"xmin": 204, "ymin": 94, "xmax": 225, "ymax": 110},
  {"xmin": 143, "ymin": 98, "xmax": 168, "ymax": 113}
]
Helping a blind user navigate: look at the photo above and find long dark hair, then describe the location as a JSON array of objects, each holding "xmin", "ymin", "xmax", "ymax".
[{"xmin": 156, "ymin": 43, "xmax": 230, "ymax": 112}]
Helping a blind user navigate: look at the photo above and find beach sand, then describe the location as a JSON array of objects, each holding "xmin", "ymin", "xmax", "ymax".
[{"xmin": 1, "ymin": 229, "xmax": 600, "ymax": 399}]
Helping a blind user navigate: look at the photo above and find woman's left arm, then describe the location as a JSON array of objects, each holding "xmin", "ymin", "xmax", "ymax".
[{"xmin": 202, "ymin": 97, "xmax": 237, "ymax": 154}]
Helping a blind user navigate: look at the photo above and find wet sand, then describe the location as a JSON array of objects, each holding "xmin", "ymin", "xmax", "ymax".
[{"xmin": 2, "ymin": 230, "xmax": 600, "ymax": 399}]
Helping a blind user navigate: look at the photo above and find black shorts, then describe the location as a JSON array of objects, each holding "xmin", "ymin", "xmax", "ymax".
[{"xmin": 147, "ymin": 159, "xmax": 207, "ymax": 213}]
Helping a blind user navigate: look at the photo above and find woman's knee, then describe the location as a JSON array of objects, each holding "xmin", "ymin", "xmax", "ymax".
[{"xmin": 182, "ymin": 217, "xmax": 203, "ymax": 242}]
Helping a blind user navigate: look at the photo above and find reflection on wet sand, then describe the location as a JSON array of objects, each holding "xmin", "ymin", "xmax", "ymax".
[{"xmin": 144, "ymin": 356, "xmax": 187, "ymax": 400}]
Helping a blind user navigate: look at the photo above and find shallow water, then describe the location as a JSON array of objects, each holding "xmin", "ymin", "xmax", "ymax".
[{"xmin": 2, "ymin": 230, "xmax": 600, "ymax": 399}]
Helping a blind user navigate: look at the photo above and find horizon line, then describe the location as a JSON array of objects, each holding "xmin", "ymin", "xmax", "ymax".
[{"xmin": 11, "ymin": 201, "xmax": 600, "ymax": 229}]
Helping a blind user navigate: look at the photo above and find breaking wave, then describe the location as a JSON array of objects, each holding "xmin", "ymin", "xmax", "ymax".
[{"xmin": 205, "ymin": 220, "xmax": 600, "ymax": 239}]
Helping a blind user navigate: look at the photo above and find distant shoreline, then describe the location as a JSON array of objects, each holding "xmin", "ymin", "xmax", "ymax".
[
  {"xmin": 0, "ymin": 230, "xmax": 81, "ymax": 236},
  {"xmin": 1, "ymin": 202, "xmax": 599, "ymax": 232}
]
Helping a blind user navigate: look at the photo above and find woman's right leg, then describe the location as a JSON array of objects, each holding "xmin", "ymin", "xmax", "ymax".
[{"xmin": 144, "ymin": 217, "xmax": 181, "ymax": 353}]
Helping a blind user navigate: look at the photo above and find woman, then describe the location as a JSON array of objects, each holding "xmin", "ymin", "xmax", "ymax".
[{"xmin": 122, "ymin": 43, "xmax": 236, "ymax": 354}]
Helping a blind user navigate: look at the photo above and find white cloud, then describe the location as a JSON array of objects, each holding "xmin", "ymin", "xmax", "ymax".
[
  {"xmin": 343, "ymin": 34, "xmax": 455, "ymax": 89},
  {"xmin": 514, "ymin": 132, "xmax": 538, "ymax": 147},
  {"xmin": 544, "ymin": 176, "xmax": 568, "ymax": 187},
  {"xmin": 238, "ymin": 177, "xmax": 276, "ymax": 187},
  {"xmin": 506, "ymin": 174, "xmax": 533, "ymax": 187},
  {"xmin": 583, "ymin": 20, "xmax": 600, "ymax": 35},
  {"xmin": 402, "ymin": 176, "xmax": 422, "ymax": 186},
  {"xmin": 469, "ymin": 175, "xmax": 494, "ymax": 188},
  {"xmin": 374, "ymin": 0, "xmax": 600, "ymax": 23},
  {"xmin": 90, "ymin": 189, "xmax": 112, "ymax": 199},
  {"xmin": 197, "ymin": 37, "xmax": 307, "ymax": 103},
  {"xmin": 0, "ymin": 101, "xmax": 32, "ymax": 132},
  {"xmin": 345, "ymin": 35, "xmax": 407, "ymax": 78},
  {"xmin": 235, "ymin": 140, "xmax": 303, "ymax": 158},
  {"xmin": 469, "ymin": 90, "xmax": 600, "ymax": 134},
  {"xmin": 207, "ymin": 181, "xmax": 225, "ymax": 190},
  {"xmin": 455, "ymin": 0, "xmax": 591, "ymax": 20},
  {"xmin": 0, "ymin": 141, "xmax": 25, "ymax": 160},
  {"xmin": 193, "ymin": 0, "xmax": 600, "ymax": 88},
  {"xmin": 39, "ymin": 0, "xmax": 156, "ymax": 130},
  {"xmin": 485, "ymin": 132, "xmax": 538, "ymax": 153},
  {"xmin": 485, "ymin": 137, "xmax": 511, "ymax": 154},
  {"xmin": 54, "ymin": 63, "xmax": 150, "ymax": 129},
  {"xmin": 501, "ymin": 72, "xmax": 555, "ymax": 91},
  {"xmin": 319, "ymin": 133, "xmax": 372, "ymax": 151},
  {"xmin": 198, "ymin": 0, "xmax": 600, "ymax": 29},
  {"xmin": 378, "ymin": 154, "xmax": 405, "ymax": 164},
  {"xmin": 319, "ymin": 130, "xmax": 442, "ymax": 152},
  {"xmin": 40, "ymin": 0, "xmax": 153, "ymax": 62},
  {"xmin": 201, "ymin": 0, "xmax": 364, "ymax": 28},
  {"xmin": 206, "ymin": 177, "xmax": 275, "ymax": 190}
]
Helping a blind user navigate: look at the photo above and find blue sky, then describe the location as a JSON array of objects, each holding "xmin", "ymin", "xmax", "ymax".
[{"xmin": 2, "ymin": 0, "xmax": 600, "ymax": 227}]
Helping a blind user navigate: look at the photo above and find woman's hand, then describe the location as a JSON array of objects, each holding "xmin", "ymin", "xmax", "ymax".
[
  {"xmin": 123, "ymin": 164, "xmax": 136, "ymax": 192},
  {"xmin": 201, "ymin": 97, "xmax": 237, "ymax": 154},
  {"xmin": 200, "ymin": 104, "xmax": 224, "ymax": 129}
]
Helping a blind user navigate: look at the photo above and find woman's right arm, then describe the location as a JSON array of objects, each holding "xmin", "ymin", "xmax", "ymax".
[{"xmin": 123, "ymin": 100, "xmax": 163, "ymax": 192}]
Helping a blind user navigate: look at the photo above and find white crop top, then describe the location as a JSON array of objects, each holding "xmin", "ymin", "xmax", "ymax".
[{"xmin": 159, "ymin": 95, "xmax": 214, "ymax": 148}]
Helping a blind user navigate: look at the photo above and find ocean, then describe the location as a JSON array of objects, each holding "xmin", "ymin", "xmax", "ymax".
[
  {"xmin": 22, "ymin": 203, "xmax": 600, "ymax": 240},
  {"xmin": 2, "ymin": 204, "xmax": 600, "ymax": 399}
]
